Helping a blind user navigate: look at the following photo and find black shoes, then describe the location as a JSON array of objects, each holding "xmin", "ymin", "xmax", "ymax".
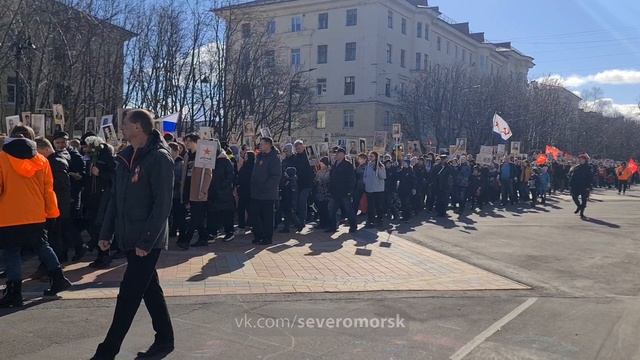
[
  {"xmin": 89, "ymin": 257, "xmax": 112, "ymax": 269},
  {"xmin": 259, "ymin": 239, "xmax": 273, "ymax": 245},
  {"xmin": 136, "ymin": 342, "xmax": 174, "ymax": 358},
  {"xmin": 43, "ymin": 268, "xmax": 72, "ymax": 297},
  {"xmin": 574, "ymin": 206, "xmax": 581, "ymax": 214},
  {"xmin": 0, "ymin": 280, "xmax": 23, "ymax": 308},
  {"xmin": 349, "ymin": 226, "xmax": 358, "ymax": 233},
  {"xmin": 191, "ymin": 240, "xmax": 209, "ymax": 247},
  {"xmin": 222, "ymin": 233, "xmax": 235, "ymax": 242},
  {"xmin": 72, "ymin": 245, "xmax": 88, "ymax": 262}
]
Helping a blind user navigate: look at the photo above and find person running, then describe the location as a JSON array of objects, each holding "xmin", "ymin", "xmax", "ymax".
[
  {"xmin": 0, "ymin": 126, "xmax": 72, "ymax": 308},
  {"xmin": 570, "ymin": 154, "xmax": 593, "ymax": 218},
  {"xmin": 91, "ymin": 109, "xmax": 175, "ymax": 360}
]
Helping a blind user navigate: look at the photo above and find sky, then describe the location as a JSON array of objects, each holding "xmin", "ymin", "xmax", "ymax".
[{"xmin": 432, "ymin": 0, "xmax": 640, "ymax": 118}]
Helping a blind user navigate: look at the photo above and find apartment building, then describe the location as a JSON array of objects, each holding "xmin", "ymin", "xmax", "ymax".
[{"xmin": 219, "ymin": 0, "xmax": 535, "ymax": 144}]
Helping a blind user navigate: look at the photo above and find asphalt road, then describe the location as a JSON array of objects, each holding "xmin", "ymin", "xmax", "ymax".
[{"xmin": 1, "ymin": 187, "xmax": 639, "ymax": 360}]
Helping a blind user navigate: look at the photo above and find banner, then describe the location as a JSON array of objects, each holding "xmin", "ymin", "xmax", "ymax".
[
  {"xmin": 536, "ymin": 154, "xmax": 548, "ymax": 166},
  {"xmin": 510, "ymin": 141, "xmax": 521, "ymax": 155},
  {"xmin": 629, "ymin": 159, "xmax": 638, "ymax": 174},
  {"xmin": 5, "ymin": 115, "xmax": 20, "ymax": 134},
  {"xmin": 194, "ymin": 140, "xmax": 218, "ymax": 169},
  {"xmin": 496, "ymin": 144, "xmax": 506, "ymax": 157},
  {"xmin": 480, "ymin": 145, "xmax": 493, "ymax": 155},
  {"xmin": 392, "ymin": 123, "xmax": 402, "ymax": 140},
  {"xmin": 199, "ymin": 126, "xmax": 213, "ymax": 140},
  {"xmin": 84, "ymin": 117, "xmax": 97, "ymax": 134},
  {"xmin": 52, "ymin": 104, "xmax": 65, "ymax": 130},
  {"xmin": 31, "ymin": 114, "xmax": 46, "ymax": 138},
  {"xmin": 492, "ymin": 113, "xmax": 512, "ymax": 141},
  {"xmin": 476, "ymin": 153, "xmax": 493, "ymax": 165},
  {"xmin": 373, "ymin": 131, "xmax": 387, "ymax": 153}
]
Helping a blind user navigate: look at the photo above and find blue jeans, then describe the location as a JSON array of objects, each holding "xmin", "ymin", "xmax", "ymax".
[
  {"xmin": 328, "ymin": 196, "xmax": 357, "ymax": 230},
  {"xmin": 2, "ymin": 224, "xmax": 61, "ymax": 281},
  {"xmin": 296, "ymin": 187, "xmax": 312, "ymax": 226}
]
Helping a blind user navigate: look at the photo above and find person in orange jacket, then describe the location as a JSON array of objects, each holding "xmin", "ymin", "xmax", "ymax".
[
  {"xmin": 0, "ymin": 125, "xmax": 71, "ymax": 308},
  {"xmin": 616, "ymin": 162, "xmax": 633, "ymax": 195}
]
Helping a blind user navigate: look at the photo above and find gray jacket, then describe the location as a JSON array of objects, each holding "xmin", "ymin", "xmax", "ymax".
[
  {"xmin": 99, "ymin": 130, "xmax": 174, "ymax": 252},
  {"xmin": 363, "ymin": 163, "xmax": 386, "ymax": 193},
  {"xmin": 250, "ymin": 149, "xmax": 282, "ymax": 200}
]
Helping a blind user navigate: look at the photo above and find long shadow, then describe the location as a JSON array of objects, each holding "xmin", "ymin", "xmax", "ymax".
[
  {"xmin": 0, "ymin": 297, "xmax": 59, "ymax": 318},
  {"xmin": 581, "ymin": 217, "xmax": 621, "ymax": 229}
]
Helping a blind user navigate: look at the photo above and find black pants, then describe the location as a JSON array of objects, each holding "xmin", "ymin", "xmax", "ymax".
[
  {"xmin": 316, "ymin": 199, "xmax": 330, "ymax": 228},
  {"xmin": 434, "ymin": 190, "xmax": 449, "ymax": 216},
  {"xmin": 251, "ymin": 199, "xmax": 275, "ymax": 242},
  {"xmin": 328, "ymin": 196, "xmax": 356, "ymax": 230},
  {"xmin": 618, "ymin": 180, "xmax": 628, "ymax": 194},
  {"xmin": 96, "ymin": 249, "xmax": 173, "ymax": 357},
  {"xmin": 237, "ymin": 194, "xmax": 250, "ymax": 228},
  {"xmin": 169, "ymin": 199, "xmax": 186, "ymax": 237},
  {"xmin": 366, "ymin": 192, "xmax": 385, "ymax": 224},
  {"xmin": 179, "ymin": 201, "xmax": 208, "ymax": 244},
  {"xmin": 572, "ymin": 190, "xmax": 589, "ymax": 209},
  {"xmin": 208, "ymin": 209, "xmax": 234, "ymax": 236}
]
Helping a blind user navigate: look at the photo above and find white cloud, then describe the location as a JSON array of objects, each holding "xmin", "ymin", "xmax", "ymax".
[
  {"xmin": 581, "ymin": 98, "xmax": 640, "ymax": 121},
  {"xmin": 538, "ymin": 69, "xmax": 640, "ymax": 88}
]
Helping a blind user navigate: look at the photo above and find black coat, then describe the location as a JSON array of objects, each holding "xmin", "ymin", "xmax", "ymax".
[
  {"xmin": 570, "ymin": 163, "xmax": 592, "ymax": 193},
  {"xmin": 329, "ymin": 159, "xmax": 355, "ymax": 198},
  {"xmin": 251, "ymin": 149, "xmax": 282, "ymax": 201},
  {"xmin": 48, "ymin": 151, "xmax": 71, "ymax": 218},
  {"xmin": 398, "ymin": 167, "xmax": 416, "ymax": 197},
  {"xmin": 100, "ymin": 130, "xmax": 174, "ymax": 252},
  {"xmin": 237, "ymin": 160, "xmax": 254, "ymax": 199},
  {"xmin": 209, "ymin": 155, "xmax": 236, "ymax": 211},
  {"xmin": 291, "ymin": 152, "xmax": 314, "ymax": 189}
]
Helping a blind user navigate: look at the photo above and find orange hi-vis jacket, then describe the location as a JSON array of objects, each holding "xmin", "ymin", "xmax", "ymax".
[
  {"xmin": 0, "ymin": 139, "xmax": 59, "ymax": 228},
  {"xmin": 617, "ymin": 165, "xmax": 633, "ymax": 181}
]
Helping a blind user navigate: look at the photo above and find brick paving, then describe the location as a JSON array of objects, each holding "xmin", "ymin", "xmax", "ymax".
[{"xmin": 21, "ymin": 227, "xmax": 527, "ymax": 299}]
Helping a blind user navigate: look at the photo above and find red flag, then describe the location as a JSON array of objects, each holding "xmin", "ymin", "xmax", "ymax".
[
  {"xmin": 545, "ymin": 145, "xmax": 562, "ymax": 160},
  {"xmin": 536, "ymin": 154, "xmax": 548, "ymax": 166},
  {"xmin": 629, "ymin": 159, "xmax": 638, "ymax": 174}
]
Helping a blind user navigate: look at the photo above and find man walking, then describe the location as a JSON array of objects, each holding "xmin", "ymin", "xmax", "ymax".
[
  {"xmin": 91, "ymin": 109, "xmax": 174, "ymax": 360},
  {"xmin": 327, "ymin": 147, "xmax": 357, "ymax": 233},
  {"xmin": 250, "ymin": 137, "xmax": 281, "ymax": 245},
  {"xmin": 570, "ymin": 153, "xmax": 593, "ymax": 219},
  {"xmin": 292, "ymin": 140, "xmax": 314, "ymax": 230}
]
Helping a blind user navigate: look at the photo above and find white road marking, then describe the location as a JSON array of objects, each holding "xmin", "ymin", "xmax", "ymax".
[{"xmin": 450, "ymin": 297, "xmax": 538, "ymax": 360}]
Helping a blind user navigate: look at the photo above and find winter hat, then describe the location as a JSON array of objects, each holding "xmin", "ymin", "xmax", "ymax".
[{"xmin": 283, "ymin": 143, "xmax": 293, "ymax": 154}]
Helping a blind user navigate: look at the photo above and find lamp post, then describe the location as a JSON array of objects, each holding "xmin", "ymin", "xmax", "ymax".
[
  {"xmin": 287, "ymin": 67, "xmax": 317, "ymax": 137},
  {"xmin": 12, "ymin": 33, "xmax": 36, "ymax": 115}
]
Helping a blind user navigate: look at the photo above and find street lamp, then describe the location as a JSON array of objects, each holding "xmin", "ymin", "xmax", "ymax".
[
  {"xmin": 287, "ymin": 67, "xmax": 317, "ymax": 137},
  {"xmin": 12, "ymin": 33, "xmax": 36, "ymax": 115}
]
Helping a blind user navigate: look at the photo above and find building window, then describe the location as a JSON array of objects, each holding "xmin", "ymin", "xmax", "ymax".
[
  {"xmin": 265, "ymin": 50, "xmax": 275, "ymax": 67},
  {"xmin": 345, "ymin": 42, "xmax": 356, "ymax": 61},
  {"xmin": 291, "ymin": 48, "xmax": 301, "ymax": 66},
  {"xmin": 242, "ymin": 23, "xmax": 251, "ymax": 39},
  {"xmin": 385, "ymin": 78, "xmax": 391, "ymax": 97},
  {"xmin": 291, "ymin": 16, "xmax": 302, "ymax": 32},
  {"xmin": 415, "ymin": 53, "xmax": 421, "ymax": 70},
  {"xmin": 266, "ymin": 20, "xmax": 276, "ymax": 34},
  {"xmin": 387, "ymin": 10, "xmax": 393, "ymax": 28},
  {"xmin": 343, "ymin": 110, "xmax": 354, "ymax": 128},
  {"xmin": 316, "ymin": 78, "xmax": 327, "ymax": 96},
  {"xmin": 344, "ymin": 76, "xmax": 355, "ymax": 95},
  {"xmin": 417, "ymin": 22, "xmax": 422, "ymax": 38},
  {"xmin": 346, "ymin": 9, "xmax": 357, "ymax": 26},
  {"xmin": 316, "ymin": 111, "xmax": 326, "ymax": 129},
  {"xmin": 318, "ymin": 13, "xmax": 328, "ymax": 29},
  {"xmin": 400, "ymin": 82, "xmax": 406, "ymax": 96},
  {"xmin": 400, "ymin": 49, "xmax": 406, "ymax": 68},
  {"xmin": 401, "ymin": 18, "xmax": 407, "ymax": 35},
  {"xmin": 317, "ymin": 45, "xmax": 328, "ymax": 64},
  {"xmin": 437, "ymin": 36, "xmax": 441, "ymax": 51},
  {"xmin": 423, "ymin": 53, "xmax": 429, "ymax": 70},
  {"xmin": 425, "ymin": 24, "xmax": 430, "ymax": 40},
  {"xmin": 384, "ymin": 111, "xmax": 392, "ymax": 129},
  {"xmin": 6, "ymin": 77, "xmax": 16, "ymax": 104},
  {"xmin": 386, "ymin": 44, "xmax": 392, "ymax": 64}
]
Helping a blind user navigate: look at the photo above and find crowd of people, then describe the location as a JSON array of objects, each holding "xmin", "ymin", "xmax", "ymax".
[{"xmin": 1, "ymin": 127, "xmax": 639, "ymax": 306}]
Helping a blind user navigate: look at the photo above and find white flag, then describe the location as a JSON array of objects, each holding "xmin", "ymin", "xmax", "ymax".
[{"xmin": 492, "ymin": 113, "xmax": 512, "ymax": 141}]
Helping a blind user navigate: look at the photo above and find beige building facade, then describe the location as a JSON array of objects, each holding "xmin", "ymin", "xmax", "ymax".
[{"xmin": 224, "ymin": 0, "xmax": 535, "ymax": 145}]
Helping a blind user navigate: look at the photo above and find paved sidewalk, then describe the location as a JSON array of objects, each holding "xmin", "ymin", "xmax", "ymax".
[{"xmin": 21, "ymin": 226, "xmax": 527, "ymax": 299}]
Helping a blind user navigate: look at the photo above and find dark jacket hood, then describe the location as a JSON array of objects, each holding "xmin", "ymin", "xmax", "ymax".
[{"xmin": 2, "ymin": 137, "xmax": 37, "ymax": 159}]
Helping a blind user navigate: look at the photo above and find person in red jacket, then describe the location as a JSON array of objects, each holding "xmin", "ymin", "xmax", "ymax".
[{"xmin": 0, "ymin": 125, "xmax": 71, "ymax": 308}]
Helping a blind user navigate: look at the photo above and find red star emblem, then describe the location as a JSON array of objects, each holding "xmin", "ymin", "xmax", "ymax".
[{"xmin": 203, "ymin": 147, "xmax": 211, "ymax": 156}]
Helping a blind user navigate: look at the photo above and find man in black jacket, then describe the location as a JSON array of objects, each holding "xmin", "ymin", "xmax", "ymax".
[
  {"xmin": 292, "ymin": 140, "xmax": 314, "ymax": 230},
  {"xmin": 570, "ymin": 154, "xmax": 593, "ymax": 219},
  {"xmin": 91, "ymin": 109, "xmax": 174, "ymax": 360},
  {"xmin": 250, "ymin": 137, "xmax": 282, "ymax": 245},
  {"xmin": 327, "ymin": 147, "xmax": 357, "ymax": 233}
]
